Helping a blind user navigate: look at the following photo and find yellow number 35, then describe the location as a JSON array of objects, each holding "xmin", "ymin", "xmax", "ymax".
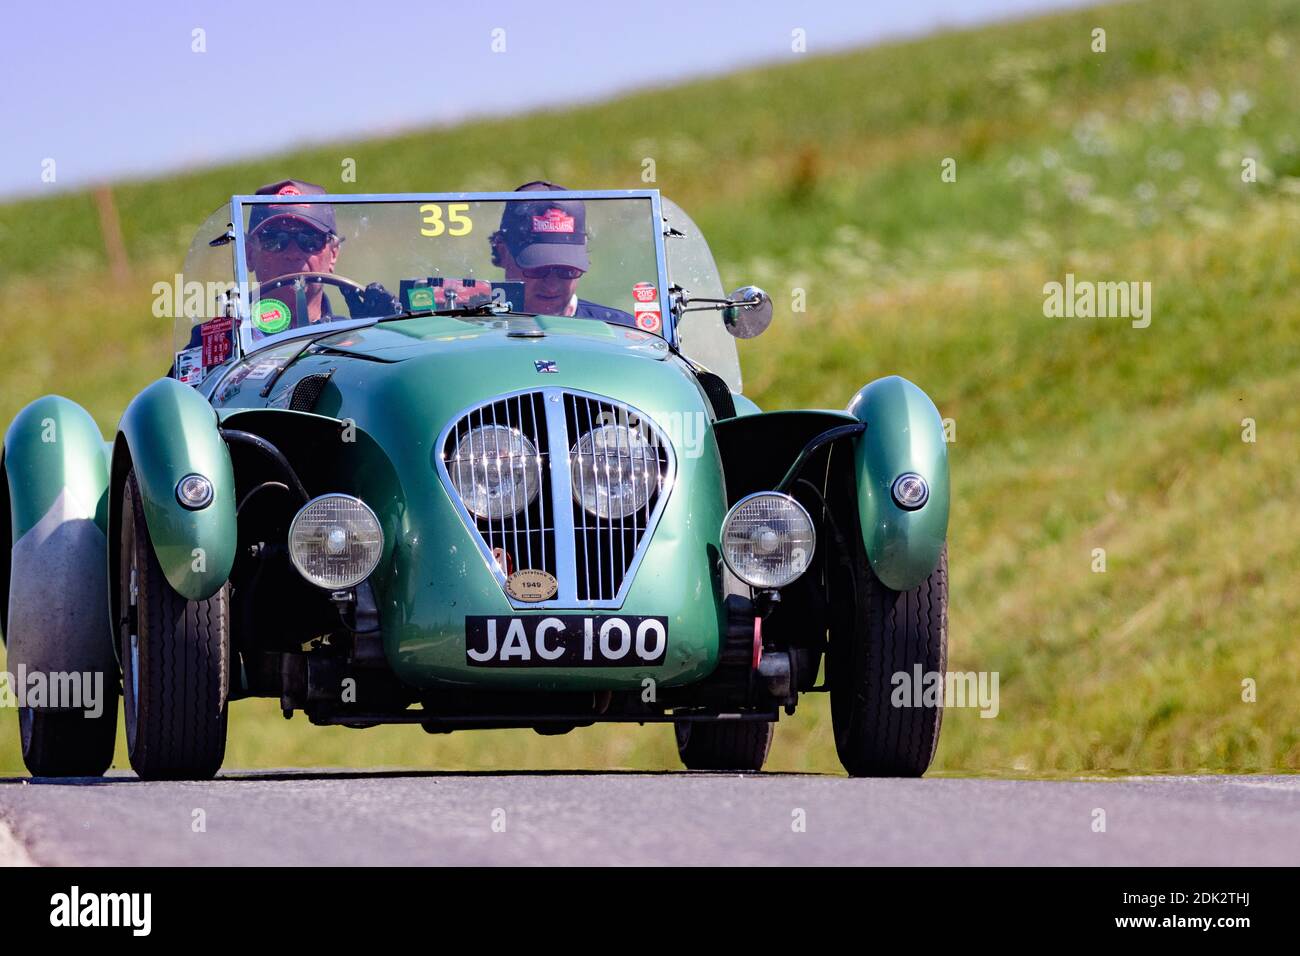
[{"xmin": 420, "ymin": 203, "xmax": 473, "ymax": 237}]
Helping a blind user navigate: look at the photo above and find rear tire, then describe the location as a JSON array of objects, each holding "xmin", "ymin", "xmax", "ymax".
[
  {"xmin": 19, "ymin": 694, "xmax": 118, "ymax": 778},
  {"xmin": 830, "ymin": 545, "xmax": 947, "ymax": 777},
  {"xmin": 674, "ymin": 719, "xmax": 774, "ymax": 771},
  {"xmin": 120, "ymin": 469, "xmax": 230, "ymax": 780}
]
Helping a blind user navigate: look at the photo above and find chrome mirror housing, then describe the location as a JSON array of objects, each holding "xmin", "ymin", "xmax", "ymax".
[{"xmin": 722, "ymin": 286, "xmax": 773, "ymax": 339}]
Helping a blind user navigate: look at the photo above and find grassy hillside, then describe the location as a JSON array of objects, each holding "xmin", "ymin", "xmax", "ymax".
[{"xmin": 1, "ymin": 0, "xmax": 1297, "ymax": 775}]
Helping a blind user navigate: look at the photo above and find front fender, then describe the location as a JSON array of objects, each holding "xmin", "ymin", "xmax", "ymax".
[
  {"xmin": 1, "ymin": 396, "xmax": 115, "ymax": 676},
  {"xmin": 112, "ymin": 378, "xmax": 236, "ymax": 600},
  {"xmin": 847, "ymin": 375, "xmax": 949, "ymax": 591}
]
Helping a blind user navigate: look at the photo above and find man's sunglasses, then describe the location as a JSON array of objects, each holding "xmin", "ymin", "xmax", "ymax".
[
  {"xmin": 255, "ymin": 227, "xmax": 332, "ymax": 254},
  {"xmin": 521, "ymin": 265, "xmax": 584, "ymax": 280}
]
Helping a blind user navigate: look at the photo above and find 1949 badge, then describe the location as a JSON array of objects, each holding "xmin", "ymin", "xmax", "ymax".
[{"xmin": 505, "ymin": 569, "xmax": 559, "ymax": 602}]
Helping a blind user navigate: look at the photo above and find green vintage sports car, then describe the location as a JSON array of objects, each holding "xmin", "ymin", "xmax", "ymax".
[{"xmin": 0, "ymin": 188, "xmax": 949, "ymax": 780}]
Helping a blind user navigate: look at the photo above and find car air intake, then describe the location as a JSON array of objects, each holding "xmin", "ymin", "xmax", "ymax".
[
  {"xmin": 437, "ymin": 388, "xmax": 676, "ymax": 609},
  {"xmin": 290, "ymin": 370, "xmax": 335, "ymax": 412}
]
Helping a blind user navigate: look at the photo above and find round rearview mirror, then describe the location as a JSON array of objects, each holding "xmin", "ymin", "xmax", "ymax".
[{"xmin": 722, "ymin": 286, "xmax": 773, "ymax": 339}]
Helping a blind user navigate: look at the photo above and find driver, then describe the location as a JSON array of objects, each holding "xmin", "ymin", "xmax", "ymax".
[
  {"xmin": 245, "ymin": 179, "xmax": 342, "ymax": 331},
  {"xmin": 171, "ymin": 179, "xmax": 397, "ymax": 378},
  {"xmin": 490, "ymin": 181, "xmax": 635, "ymax": 325},
  {"xmin": 245, "ymin": 178, "xmax": 398, "ymax": 335}
]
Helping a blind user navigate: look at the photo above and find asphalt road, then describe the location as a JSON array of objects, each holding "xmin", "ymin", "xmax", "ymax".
[{"xmin": 0, "ymin": 772, "xmax": 1295, "ymax": 866}]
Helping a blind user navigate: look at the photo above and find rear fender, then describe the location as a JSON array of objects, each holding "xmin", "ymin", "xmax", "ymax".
[
  {"xmin": 1, "ymin": 396, "xmax": 115, "ymax": 678},
  {"xmin": 847, "ymin": 375, "xmax": 949, "ymax": 591}
]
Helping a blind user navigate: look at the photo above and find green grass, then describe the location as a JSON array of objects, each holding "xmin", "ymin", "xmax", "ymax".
[{"xmin": 2, "ymin": 0, "xmax": 1298, "ymax": 775}]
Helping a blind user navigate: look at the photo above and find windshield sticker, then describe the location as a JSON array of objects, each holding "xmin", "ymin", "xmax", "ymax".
[
  {"xmin": 253, "ymin": 298, "xmax": 292, "ymax": 334},
  {"xmin": 436, "ymin": 279, "xmax": 495, "ymax": 309},
  {"xmin": 634, "ymin": 300, "xmax": 662, "ymax": 334},
  {"xmin": 632, "ymin": 282, "xmax": 658, "ymax": 303},
  {"xmin": 200, "ymin": 316, "xmax": 234, "ymax": 367},
  {"xmin": 175, "ymin": 347, "xmax": 205, "ymax": 386},
  {"xmin": 406, "ymin": 285, "xmax": 436, "ymax": 310}
]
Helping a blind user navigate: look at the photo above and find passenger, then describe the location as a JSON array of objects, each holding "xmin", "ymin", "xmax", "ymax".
[{"xmin": 489, "ymin": 181, "xmax": 635, "ymax": 325}]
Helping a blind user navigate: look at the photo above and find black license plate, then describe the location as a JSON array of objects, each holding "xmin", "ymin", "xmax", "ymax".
[{"xmin": 465, "ymin": 615, "xmax": 668, "ymax": 667}]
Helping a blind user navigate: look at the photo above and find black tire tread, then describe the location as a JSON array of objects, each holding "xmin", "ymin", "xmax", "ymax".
[
  {"xmin": 123, "ymin": 470, "xmax": 229, "ymax": 780},
  {"xmin": 21, "ymin": 695, "xmax": 118, "ymax": 777},
  {"xmin": 832, "ymin": 547, "xmax": 947, "ymax": 777},
  {"xmin": 676, "ymin": 719, "xmax": 774, "ymax": 771}
]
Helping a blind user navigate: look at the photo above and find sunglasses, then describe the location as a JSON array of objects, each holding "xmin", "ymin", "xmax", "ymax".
[
  {"xmin": 255, "ymin": 227, "xmax": 332, "ymax": 254},
  {"xmin": 521, "ymin": 265, "xmax": 584, "ymax": 280}
]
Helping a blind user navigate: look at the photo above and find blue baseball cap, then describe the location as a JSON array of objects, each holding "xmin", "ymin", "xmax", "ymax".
[
  {"xmin": 497, "ymin": 181, "xmax": 589, "ymax": 271},
  {"xmin": 247, "ymin": 179, "xmax": 337, "ymax": 237}
]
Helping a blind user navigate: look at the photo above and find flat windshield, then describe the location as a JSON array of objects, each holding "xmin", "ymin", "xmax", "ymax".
[{"xmin": 223, "ymin": 192, "xmax": 664, "ymax": 356}]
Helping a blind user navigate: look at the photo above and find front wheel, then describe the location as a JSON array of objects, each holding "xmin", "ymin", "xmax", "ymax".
[
  {"xmin": 830, "ymin": 546, "xmax": 948, "ymax": 777},
  {"xmin": 120, "ymin": 469, "xmax": 230, "ymax": 780},
  {"xmin": 674, "ymin": 719, "xmax": 774, "ymax": 771}
]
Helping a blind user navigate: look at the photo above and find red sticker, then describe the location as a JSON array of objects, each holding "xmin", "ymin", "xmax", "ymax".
[
  {"xmin": 531, "ymin": 210, "xmax": 575, "ymax": 234},
  {"xmin": 632, "ymin": 282, "xmax": 658, "ymax": 303},
  {"xmin": 435, "ymin": 279, "xmax": 495, "ymax": 307},
  {"xmin": 200, "ymin": 316, "xmax": 234, "ymax": 368},
  {"xmin": 635, "ymin": 310, "xmax": 662, "ymax": 333}
]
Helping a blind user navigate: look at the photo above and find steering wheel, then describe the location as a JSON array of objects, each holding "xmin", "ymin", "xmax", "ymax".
[
  {"xmin": 257, "ymin": 271, "xmax": 367, "ymax": 297},
  {"xmin": 253, "ymin": 272, "xmax": 371, "ymax": 332}
]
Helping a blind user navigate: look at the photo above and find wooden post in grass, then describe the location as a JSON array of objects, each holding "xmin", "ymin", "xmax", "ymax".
[{"xmin": 93, "ymin": 184, "xmax": 130, "ymax": 285}]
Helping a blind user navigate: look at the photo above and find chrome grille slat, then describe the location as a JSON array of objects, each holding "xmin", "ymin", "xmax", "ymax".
[
  {"xmin": 573, "ymin": 397, "xmax": 592, "ymax": 598},
  {"xmin": 437, "ymin": 387, "xmax": 675, "ymax": 609},
  {"xmin": 543, "ymin": 393, "xmax": 578, "ymax": 604},
  {"xmin": 593, "ymin": 397, "xmax": 611, "ymax": 601},
  {"xmin": 532, "ymin": 393, "xmax": 547, "ymax": 573},
  {"xmin": 516, "ymin": 394, "xmax": 531, "ymax": 571},
  {"xmin": 475, "ymin": 405, "xmax": 492, "ymax": 562}
]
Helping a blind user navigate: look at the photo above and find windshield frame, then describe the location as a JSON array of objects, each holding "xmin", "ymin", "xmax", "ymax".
[{"xmin": 227, "ymin": 189, "xmax": 672, "ymax": 361}]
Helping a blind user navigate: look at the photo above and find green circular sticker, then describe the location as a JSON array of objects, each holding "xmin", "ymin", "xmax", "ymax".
[{"xmin": 253, "ymin": 298, "xmax": 292, "ymax": 334}]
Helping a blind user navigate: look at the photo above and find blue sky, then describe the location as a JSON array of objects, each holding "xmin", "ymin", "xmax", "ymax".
[{"xmin": 0, "ymin": 0, "xmax": 1097, "ymax": 198}]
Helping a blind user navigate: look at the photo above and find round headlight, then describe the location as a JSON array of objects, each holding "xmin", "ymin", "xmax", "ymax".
[
  {"xmin": 448, "ymin": 425, "xmax": 542, "ymax": 520},
  {"xmin": 891, "ymin": 472, "xmax": 929, "ymax": 510},
  {"xmin": 288, "ymin": 494, "xmax": 383, "ymax": 590},
  {"xmin": 570, "ymin": 425, "xmax": 661, "ymax": 519},
  {"xmin": 721, "ymin": 492, "xmax": 816, "ymax": 589}
]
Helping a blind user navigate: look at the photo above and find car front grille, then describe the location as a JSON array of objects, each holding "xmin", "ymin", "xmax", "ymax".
[{"xmin": 437, "ymin": 388, "xmax": 676, "ymax": 608}]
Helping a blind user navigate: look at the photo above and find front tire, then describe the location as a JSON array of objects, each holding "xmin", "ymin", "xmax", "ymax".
[
  {"xmin": 120, "ymin": 469, "xmax": 230, "ymax": 780},
  {"xmin": 675, "ymin": 719, "xmax": 774, "ymax": 771},
  {"xmin": 830, "ymin": 546, "xmax": 948, "ymax": 777}
]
